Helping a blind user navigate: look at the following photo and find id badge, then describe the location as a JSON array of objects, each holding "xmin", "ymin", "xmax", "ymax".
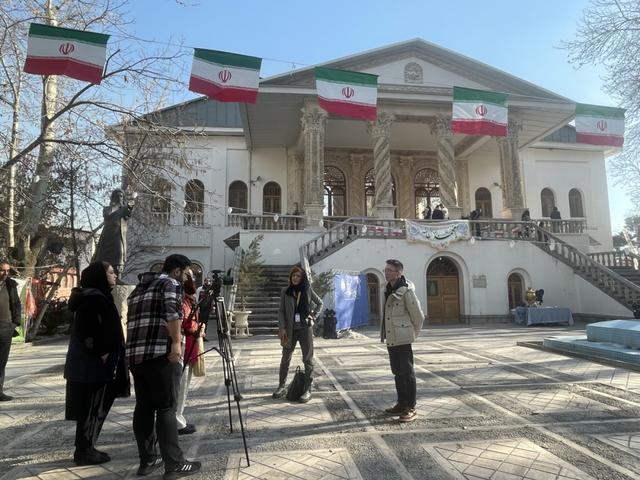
[{"xmin": 294, "ymin": 313, "xmax": 301, "ymax": 324}]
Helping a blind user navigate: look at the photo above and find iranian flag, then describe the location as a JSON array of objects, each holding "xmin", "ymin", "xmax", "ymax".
[
  {"xmin": 575, "ymin": 103, "xmax": 625, "ymax": 147},
  {"xmin": 23, "ymin": 23, "xmax": 109, "ymax": 84},
  {"xmin": 451, "ymin": 86, "xmax": 508, "ymax": 136},
  {"xmin": 189, "ymin": 49, "xmax": 261, "ymax": 103},
  {"xmin": 315, "ymin": 67, "xmax": 377, "ymax": 121}
]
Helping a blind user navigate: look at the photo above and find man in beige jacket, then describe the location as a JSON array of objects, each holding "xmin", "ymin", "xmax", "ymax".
[{"xmin": 381, "ymin": 259, "xmax": 424, "ymax": 422}]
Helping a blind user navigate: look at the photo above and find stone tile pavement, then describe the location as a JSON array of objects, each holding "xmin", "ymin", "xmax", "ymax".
[{"xmin": 3, "ymin": 324, "xmax": 640, "ymax": 479}]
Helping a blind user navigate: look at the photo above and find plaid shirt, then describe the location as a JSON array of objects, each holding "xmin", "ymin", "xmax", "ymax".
[{"xmin": 126, "ymin": 272, "xmax": 183, "ymax": 366}]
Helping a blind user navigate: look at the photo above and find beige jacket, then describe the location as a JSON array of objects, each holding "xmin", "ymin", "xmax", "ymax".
[{"xmin": 381, "ymin": 280, "xmax": 424, "ymax": 346}]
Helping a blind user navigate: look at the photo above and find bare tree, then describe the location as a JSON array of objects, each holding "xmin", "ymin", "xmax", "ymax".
[
  {"xmin": 564, "ymin": 0, "xmax": 640, "ymax": 211},
  {"xmin": 0, "ymin": 0, "xmax": 196, "ymax": 277}
]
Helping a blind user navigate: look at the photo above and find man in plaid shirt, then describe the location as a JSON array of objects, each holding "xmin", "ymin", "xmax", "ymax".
[{"xmin": 126, "ymin": 254, "xmax": 201, "ymax": 479}]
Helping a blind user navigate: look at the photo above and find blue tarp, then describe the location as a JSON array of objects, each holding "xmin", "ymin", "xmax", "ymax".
[{"xmin": 334, "ymin": 274, "xmax": 369, "ymax": 330}]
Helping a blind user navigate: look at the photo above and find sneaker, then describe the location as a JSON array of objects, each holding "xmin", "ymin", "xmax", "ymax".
[
  {"xmin": 399, "ymin": 408, "xmax": 417, "ymax": 423},
  {"xmin": 73, "ymin": 448, "xmax": 110, "ymax": 466},
  {"xmin": 178, "ymin": 424, "xmax": 196, "ymax": 435},
  {"xmin": 299, "ymin": 389, "xmax": 311, "ymax": 403},
  {"xmin": 0, "ymin": 393, "xmax": 13, "ymax": 401},
  {"xmin": 272, "ymin": 384, "xmax": 286, "ymax": 399},
  {"xmin": 384, "ymin": 403, "xmax": 405, "ymax": 415},
  {"xmin": 137, "ymin": 457, "xmax": 163, "ymax": 476},
  {"xmin": 163, "ymin": 461, "xmax": 202, "ymax": 480}
]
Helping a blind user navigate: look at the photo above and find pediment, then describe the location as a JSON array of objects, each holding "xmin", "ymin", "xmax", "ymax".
[{"xmin": 261, "ymin": 39, "xmax": 569, "ymax": 101}]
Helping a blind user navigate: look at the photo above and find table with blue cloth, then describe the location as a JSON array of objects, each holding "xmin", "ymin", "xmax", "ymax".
[{"xmin": 513, "ymin": 306, "xmax": 574, "ymax": 326}]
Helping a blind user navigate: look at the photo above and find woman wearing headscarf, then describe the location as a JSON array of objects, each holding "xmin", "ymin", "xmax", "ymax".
[
  {"xmin": 272, "ymin": 266, "xmax": 323, "ymax": 403},
  {"xmin": 64, "ymin": 262, "xmax": 128, "ymax": 465}
]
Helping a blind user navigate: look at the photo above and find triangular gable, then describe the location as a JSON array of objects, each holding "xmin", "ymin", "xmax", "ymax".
[{"xmin": 261, "ymin": 38, "xmax": 570, "ymax": 102}]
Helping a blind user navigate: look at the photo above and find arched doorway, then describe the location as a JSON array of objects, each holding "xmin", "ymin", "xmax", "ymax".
[
  {"xmin": 426, "ymin": 257, "xmax": 460, "ymax": 324},
  {"xmin": 367, "ymin": 273, "xmax": 380, "ymax": 325},
  {"xmin": 507, "ymin": 273, "xmax": 524, "ymax": 309}
]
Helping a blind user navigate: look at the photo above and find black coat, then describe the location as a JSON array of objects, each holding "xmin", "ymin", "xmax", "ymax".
[
  {"xmin": 4, "ymin": 278, "xmax": 22, "ymax": 326},
  {"xmin": 64, "ymin": 287, "xmax": 127, "ymax": 391}
]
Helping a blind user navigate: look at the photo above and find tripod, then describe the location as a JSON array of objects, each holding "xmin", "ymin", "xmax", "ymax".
[{"xmin": 183, "ymin": 285, "xmax": 250, "ymax": 466}]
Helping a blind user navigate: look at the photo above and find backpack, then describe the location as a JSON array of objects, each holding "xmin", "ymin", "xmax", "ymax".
[{"xmin": 286, "ymin": 366, "xmax": 306, "ymax": 401}]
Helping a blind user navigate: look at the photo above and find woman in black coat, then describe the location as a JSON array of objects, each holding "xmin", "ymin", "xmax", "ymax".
[
  {"xmin": 64, "ymin": 261, "xmax": 128, "ymax": 465},
  {"xmin": 272, "ymin": 266, "xmax": 323, "ymax": 403}
]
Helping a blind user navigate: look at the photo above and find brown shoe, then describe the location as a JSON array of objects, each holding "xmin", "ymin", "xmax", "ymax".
[
  {"xmin": 384, "ymin": 403, "xmax": 405, "ymax": 415},
  {"xmin": 399, "ymin": 408, "xmax": 417, "ymax": 422}
]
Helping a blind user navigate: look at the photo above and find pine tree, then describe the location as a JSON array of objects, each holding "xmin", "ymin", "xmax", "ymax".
[{"xmin": 236, "ymin": 234, "xmax": 267, "ymax": 310}]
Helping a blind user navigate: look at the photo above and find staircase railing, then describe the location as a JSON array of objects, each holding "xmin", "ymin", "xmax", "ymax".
[
  {"xmin": 224, "ymin": 246, "xmax": 245, "ymax": 312},
  {"xmin": 589, "ymin": 250, "xmax": 639, "ymax": 270},
  {"xmin": 532, "ymin": 226, "xmax": 640, "ymax": 309}
]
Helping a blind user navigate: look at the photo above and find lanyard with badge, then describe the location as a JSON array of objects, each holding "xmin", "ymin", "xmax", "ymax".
[{"xmin": 294, "ymin": 291, "xmax": 302, "ymax": 325}]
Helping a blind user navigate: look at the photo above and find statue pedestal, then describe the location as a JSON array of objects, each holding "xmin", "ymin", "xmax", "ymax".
[{"xmin": 113, "ymin": 284, "xmax": 135, "ymax": 340}]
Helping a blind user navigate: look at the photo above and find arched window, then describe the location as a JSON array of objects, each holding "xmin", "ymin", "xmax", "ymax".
[
  {"xmin": 507, "ymin": 273, "xmax": 524, "ymax": 309},
  {"xmin": 184, "ymin": 179, "xmax": 204, "ymax": 226},
  {"xmin": 414, "ymin": 168, "xmax": 440, "ymax": 218},
  {"xmin": 365, "ymin": 169, "xmax": 396, "ymax": 217},
  {"xmin": 540, "ymin": 188, "xmax": 555, "ymax": 217},
  {"xmin": 474, "ymin": 187, "xmax": 492, "ymax": 218},
  {"xmin": 569, "ymin": 189, "xmax": 584, "ymax": 217},
  {"xmin": 324, "ymin": 166, "xmax": 347, "ymax": 216},
  {"xmin": 229, "ymin": 180, "xmax": 248, "ymax": 213},
  {"xmin": 150, "ymin": 262, "xmax": 163, "ymax": 273},
  {"xmin": 151, "ymin": 178, "xmax": 171, "ymax": 223},
  {"xmin": 263, "ymin": 181, "xmax": 281, "ymax": 214}
]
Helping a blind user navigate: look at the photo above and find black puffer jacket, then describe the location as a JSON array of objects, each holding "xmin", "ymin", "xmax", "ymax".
[{"xmin": 64, "ymin": 287, "xmax": 126, "ymax": 385}]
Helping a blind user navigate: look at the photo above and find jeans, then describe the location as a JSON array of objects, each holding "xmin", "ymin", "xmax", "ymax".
[
  {"xmin": 387, "ymin": 343, "xmax": 416, "ymax": 409},
  {"xmin": 130, "ymin": 356, "xmax": 184, "ymax": 469},
  {"xmin": 278, "ymin": 327, "xmax": 314, "ymax": 387}
]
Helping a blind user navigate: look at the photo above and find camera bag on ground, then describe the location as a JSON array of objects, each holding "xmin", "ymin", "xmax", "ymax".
[{"xmin": 286, "ymin": 366, "xmax": 306, "ymax": 401}]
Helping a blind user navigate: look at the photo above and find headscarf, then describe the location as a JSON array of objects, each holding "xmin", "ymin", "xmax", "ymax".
[
  {"xmin": 285, "ymin": 265, "xmax": 309, "ymax": 320},
  {"xmin": 80, "ymin": 261, "xmax": 112, "ymax": 298}
]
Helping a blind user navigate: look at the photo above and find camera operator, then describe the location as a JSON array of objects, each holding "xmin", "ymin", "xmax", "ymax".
[{"xmin": 196, "ymin": 278, "xmax": 212, "ymax": 341}]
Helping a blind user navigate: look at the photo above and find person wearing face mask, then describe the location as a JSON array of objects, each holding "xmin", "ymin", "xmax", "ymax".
[
  {"xmin": 175, "ymin": 268, "xmax": 202, "ymax": 436},
  {"xmin": 272, "ymin": 266, "xmax": 323, "ymax": 403},
  {"xmin": 64, "ymin": 261, "xmax": 128, "ymax": 465},
  {"xmin": 0, "ymin": 261, "xmax": 22, "ymax": 402},
  {"xmin": 126, "ymin": 254, "xmax": 201, "ymax": 479}
]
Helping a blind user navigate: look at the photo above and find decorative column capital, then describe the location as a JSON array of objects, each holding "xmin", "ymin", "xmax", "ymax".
[
  {"xmin": 300, "ymin": 108, "xmax": 328, "ymax": 134},
  {"xmin": 367, "ymin": 112, "xmax": 396, "ymax": 138},
  {"xmin": 429, "ymin": 114, "xmax": 453, "ymax": 138},
  {"xmin": 498, "ymin": 119, "xmax": 523, "ymax": 143}
]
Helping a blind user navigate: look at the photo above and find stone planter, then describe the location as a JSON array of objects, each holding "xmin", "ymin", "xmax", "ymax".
[{"xmin": 232, "ymin": 310, "xmax": 251, "ymax": 336}]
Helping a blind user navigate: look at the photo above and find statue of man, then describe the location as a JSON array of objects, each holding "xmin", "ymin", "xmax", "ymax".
[{"xmin": 93, "ymin": 189, "xmax": 134, "ymax": 276}]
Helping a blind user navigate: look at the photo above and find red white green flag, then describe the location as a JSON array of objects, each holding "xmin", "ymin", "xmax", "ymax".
[
  {"xmin": 315, "ymin": 67, "xmax": 378, "ymax": 121},
  {"xmin": 451, "ymin": 86, "xmax": 508, "ymax": 136},
  {"xmin": 189, "ymin": 49, "xmax": 261, "ymax": 103},
  {"xmin": 23, "ymin": 23, "xmax": 109, "ymax": 84},
  {"xmin": 575, "ymin": 103, "xmax": 625, "ymax": 147}
]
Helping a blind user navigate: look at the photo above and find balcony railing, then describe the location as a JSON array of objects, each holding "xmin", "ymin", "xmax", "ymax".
[
  {"xmin": 588, "ymin": 250, "xmax": 639, "ymax": 269},
  {"xmin": 227, "ymin": 213, "xmax": 304, "ymax": 230},
  {"xmin": 184, "ymin": 212, "xmax": 205, "ymax": 226}
]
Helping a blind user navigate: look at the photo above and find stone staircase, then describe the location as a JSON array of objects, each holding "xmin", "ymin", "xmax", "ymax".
[{"xmin": 244, "ymin": 265, "xmax": 290, "ymax": 335}]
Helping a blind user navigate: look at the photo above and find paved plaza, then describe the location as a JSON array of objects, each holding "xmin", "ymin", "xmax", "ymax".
[{"xmin": 3, "ymin": 324, "xmax": 640, "ymax": 479}]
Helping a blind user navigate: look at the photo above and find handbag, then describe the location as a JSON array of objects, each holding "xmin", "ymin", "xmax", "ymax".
[
  {"xmin": 286, "ymin": 366, "xmax": 305, "ymax": 401},
  {"xmin": 192, "ymin": 336, "xmax": 206, "ymax": 377}
]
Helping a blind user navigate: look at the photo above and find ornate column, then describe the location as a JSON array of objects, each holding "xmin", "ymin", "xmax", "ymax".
[
  {"xmin": 286, "ymin": 151, "xmax": 304, "ymax": 214},
  {"xmin": 456, "ymin": 157, "xmax": 470, "ymax": 214},
  {"xmin": 398, "ymin": 155, "xmax": 414, "ymax": 218},
  {"xmin": 430, "ymin": 115, "xmax": 462, "ymax": 219},
  {"xmin": 301, "ymin": 107, "xmax": 328, "ymax": 230},
  {"xmin": 367, "ymin": 113, "xmax": 396, "ymax": 219},
  {"xmin": 496, "ymin": 119, "xmax": 526, "ymax": 219},
  {"xmin": 349, "ymin": 153, "xmax": 366, "ymax": 217}
]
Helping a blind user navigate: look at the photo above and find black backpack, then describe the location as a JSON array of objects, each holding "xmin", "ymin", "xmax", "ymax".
[{"xmin": 286, "ymin": 366, "xmax": 305, "ymax": 401}]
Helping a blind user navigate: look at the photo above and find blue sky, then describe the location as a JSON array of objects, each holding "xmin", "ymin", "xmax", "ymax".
[{"xmin": 127, "ymin": 0, "xmax": 630, "ymax": 232}]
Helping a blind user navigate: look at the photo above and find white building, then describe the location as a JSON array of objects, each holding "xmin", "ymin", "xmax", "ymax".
[{"xmin": 123, "ymin": 39, "xmax": 636, "ymax": 324}]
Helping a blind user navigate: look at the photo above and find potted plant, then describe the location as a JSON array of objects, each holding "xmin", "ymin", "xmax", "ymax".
[{"xmin": 232, "ymin": 234, "xmax": 267, "ymax": 334}]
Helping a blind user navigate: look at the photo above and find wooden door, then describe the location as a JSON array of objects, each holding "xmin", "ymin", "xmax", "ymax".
[
  {"xmin": 426, "ymin": 257, "xmax": 460, "ymax": 324},
  {"xmin": 367, "ymin": 273, "xmax": 380, "ymax": 325}
]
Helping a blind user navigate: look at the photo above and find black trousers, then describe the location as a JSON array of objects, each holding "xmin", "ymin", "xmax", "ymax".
[
  {"xmin": 67, "ymin": 381, "xmax": 116, "ymax": 450},
  {"xmin": 387, "ymin": 343, "xmax": 417, "ymax": 409},
  {"xmin": 279, "ymin": 326, "xmax": 314, "ymax": 386},
  {"xmin": 130, "ymin": 356, "xmax": 184, "ymax": 469},
  {"xmin": 0, "ymin": 325, "xmax": 13, "ymax": 394}
]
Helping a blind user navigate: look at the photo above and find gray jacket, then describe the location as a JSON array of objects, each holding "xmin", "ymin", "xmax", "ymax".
[
  {"xmin": 278, "ymin": 286, "xmax": 323, "ymax": 349},
  {"xmin": 381, "ymin": 280, "xmax": 424, "ymax": 346}
]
